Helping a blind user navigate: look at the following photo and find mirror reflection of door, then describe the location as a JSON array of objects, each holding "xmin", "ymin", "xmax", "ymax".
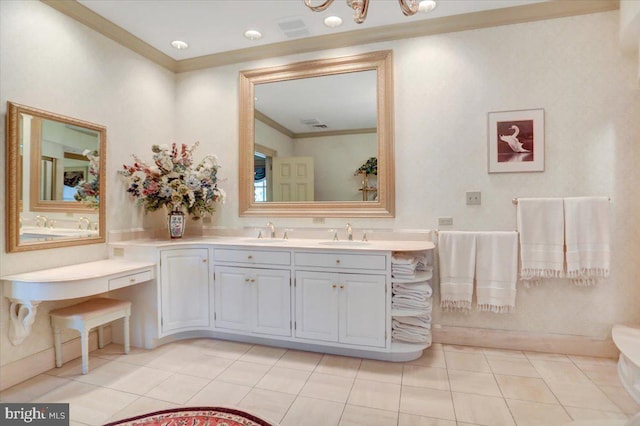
[
  {"xmin": 40, "ymin": 156, "xmax": 56, "ymax": 200},
  {"xmin": 272, "ymin": 156, "xmax": 314, "ymax": 202},
  {"xmin": 254, "ymin": 144, "xmax": 276, "ymax": 202}
]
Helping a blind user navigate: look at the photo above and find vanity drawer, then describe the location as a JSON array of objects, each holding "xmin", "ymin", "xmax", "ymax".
[
  {"xmin": 109, "ymin": 269, "xmax": 153, "ymax": 291},
  {"xmin": 214, "ymin": 249, "xmax": 291, "ymax": 266},
  {"xmin": 295, "ymin": 252, "xmax": 386, "ymax": 271}
]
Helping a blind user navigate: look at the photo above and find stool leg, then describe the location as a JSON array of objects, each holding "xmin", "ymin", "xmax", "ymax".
[
  {"xmin": 80, "ymin": 329, "xmax": 89, "ymax": 374},
  {"xmin": 123, "ymin": 315, "xmax": 130, "ymax": 355},
  {"xmin": 53, "ymin": 326, "xmax": 62, "ymax": 368},
  {"xmin": 97, "ymin": 326, "xmax": 105, "ymax": 349}
]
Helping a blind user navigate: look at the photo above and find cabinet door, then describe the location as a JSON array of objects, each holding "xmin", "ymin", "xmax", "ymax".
[
  {"xmin": 160, "ymin": 248, "xmax": 210, "ymax": 332},
  {"xmin": 295, "ymin": 271, "xmax": 339, "ymax": 342},
  {"xmin": 214, "ymin": 266, "xmax": 251, "ymax": 331},
  {"xmin": 339, "ymin": 274, "xmax": 386, "ymax": 347},
  {"xmin": 252, "ymin": 269, "xmax": 291, "ymax": 336}
]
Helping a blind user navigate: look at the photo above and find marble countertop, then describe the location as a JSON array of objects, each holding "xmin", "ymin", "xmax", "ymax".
[{"xmin": 109, "ymin": 235, "xmax": 435, "ymax": 252}]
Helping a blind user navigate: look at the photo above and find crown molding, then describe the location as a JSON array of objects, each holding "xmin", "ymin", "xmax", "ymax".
[
  {"xmin": 43, "ymin": 0, "xmax": 619, "ymax": 74},
  {"xmin": 41, "ymin": 0, "xmax": 178, "ymax": 72}
]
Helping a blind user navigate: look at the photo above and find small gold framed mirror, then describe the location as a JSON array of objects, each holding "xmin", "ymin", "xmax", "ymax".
[{"xmin": 6, "ymin": 102, "xmax": 106, "ymax": 252}]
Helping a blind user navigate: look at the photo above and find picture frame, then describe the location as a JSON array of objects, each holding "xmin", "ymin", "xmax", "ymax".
[{"xmin": 488, "ymin": 108, "xmax": 544, "ymax": 173}]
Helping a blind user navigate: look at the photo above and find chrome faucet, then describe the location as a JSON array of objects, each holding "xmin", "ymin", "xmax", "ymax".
[
  {"xmin": 34, "ymin": 215, "xmax": 48, "ymax": 228},
  {"xmin": 78, "ymin": 216, "xmax": 91, "ymax": 230},
  {"xmin": 346, "ymin": 223, "xmax": 353, "ymax": 241},
  {"xmin": 267, "ymin": 221, "xmax": 276, "ymax": 239}
]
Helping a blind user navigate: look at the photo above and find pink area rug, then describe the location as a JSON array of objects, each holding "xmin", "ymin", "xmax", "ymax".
[{"xmin": 103, "ymin": 406, "xmax": 277, "ymax": 426}]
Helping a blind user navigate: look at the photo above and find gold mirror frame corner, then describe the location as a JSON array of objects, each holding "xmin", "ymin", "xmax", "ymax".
[
  {"xmin": 6, "ymin": 101, "xmax": 107, "ymax": 253},
  {"xmin": 238, "ymin": 50, "xmax": 395, "ymax": 218}
]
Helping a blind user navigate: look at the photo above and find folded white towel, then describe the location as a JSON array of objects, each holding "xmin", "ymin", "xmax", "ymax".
[
  {"xmin": 393, "ymin": 315, "xmax": 432, "ymax": 328},
  {"xmin": 517, "ymin": 198, "xmax": 565, "ymax": 284},
  {"xmin": 475, "ymin": 232, "xmax": 519, "ymax": 313},
  {"xmin": 438, "ymin": 231, "xmax": 476, "ymax": 311},
  {"xmin": 393, "ymin": 282, "xmax": 433, "ymax": 298},
  {"xmin": 392, "ymin": 293, "xmax": 429, "ymax": 303},
  {"xmin": 392, "ymin": 253, "xmax": 418, "ymax": 265},
  {"xmin": 564, "ymin": 197, "xmax": 610, "ymax": 286},
  {"xmin": 392, "ymin": 329, "xmax": 432, "ymax": 344},
  {"xmin": 392, "ymin": 296, "xmax": 433, "ymax": 311}
]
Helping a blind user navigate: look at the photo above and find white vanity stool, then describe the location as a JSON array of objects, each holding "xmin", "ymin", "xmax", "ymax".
[{"xmin": 50, "ymin": 297, "xmax": 131, "ymax": 374}]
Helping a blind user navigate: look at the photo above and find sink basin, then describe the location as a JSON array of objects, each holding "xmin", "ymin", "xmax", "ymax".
[{"xmin": 318, "ymin": 241, "xmax": 370, "ymax": 247}]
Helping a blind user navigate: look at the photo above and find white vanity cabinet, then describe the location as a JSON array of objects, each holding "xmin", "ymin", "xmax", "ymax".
[
  {"xmin": 109, "ymin": 236, "xmax": 434, "ymax": 361},
  {"xmin": 295, "ymin": 270, "xmax": 386, "ymax": 348},
  {"xmin": 213, "ymin": 248, "xmax": 292, "ymax": 338},
  {"xmin": 159, "ymin": 248, "xmax": 211, "ymax": 333},
  {"xmin": 214, "ymin": 266, "xmax": 291, "ymax": 337},
  {"xmin": 294, "ymin": 251, "xmax": 388, "ymax": 349}
]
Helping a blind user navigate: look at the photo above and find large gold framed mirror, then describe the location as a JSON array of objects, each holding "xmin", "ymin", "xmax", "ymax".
[
  {"xmin": 6, "ymin": 102, "xmax": 106, "ymax": 252},
  {"xmin": 239, "ymin": 50, "xmax": 395, "ymax": 217}
]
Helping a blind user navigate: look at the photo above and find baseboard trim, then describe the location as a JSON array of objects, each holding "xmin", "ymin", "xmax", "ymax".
[
  {"xmin": 432, "ymin": 325, "xmax": 619, "ymax": 358},
  {"xmin": 0, "ymin": 327, "xmax": 112, "ymax": 392}
]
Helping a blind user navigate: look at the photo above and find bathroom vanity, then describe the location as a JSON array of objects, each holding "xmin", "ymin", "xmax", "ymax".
[{"xmin": 108, "ymin": 235, "xmax": 434, "ymax": 362}]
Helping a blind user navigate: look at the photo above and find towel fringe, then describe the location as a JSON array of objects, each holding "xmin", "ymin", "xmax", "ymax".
[
  {"xmin": 477, "ymin": 304, "xmax": 514, "ymax": 314},
  {"xmin": 520, "ymin": 268, "xmax": 563, "ymax": 279},
  {"xmin": 566, "ymin": 268, "xmax": 609, "ymax": 279},
  {"xmin": 440, "ymin": 300, "xmax": 471, "ymax": 311}
]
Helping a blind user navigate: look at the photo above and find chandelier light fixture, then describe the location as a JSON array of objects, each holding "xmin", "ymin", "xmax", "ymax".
[{"xmin": 304, "ymin": 0, "xmax": 436, "ymax": 24}]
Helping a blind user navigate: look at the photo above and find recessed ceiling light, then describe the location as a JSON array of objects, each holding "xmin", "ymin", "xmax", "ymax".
[
  {"xmin": 418, "ymin": 0, "xmax": 437, "ymax": 13},
  {"xmin": 324, "ymin": 16, "xmax": 343, "ymax": 28},
  {"xmin": 170, "ymin": 40, "xmax": 189, "ymax": 50},
  {"xmin": 244, "ymin": 29, "xmax": 263, "ymax": 41}
]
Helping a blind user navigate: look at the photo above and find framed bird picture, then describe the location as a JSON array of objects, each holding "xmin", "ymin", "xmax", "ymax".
[{"xmin": 488, "ymin": 108, "xmax": 544, "ymax": 173}]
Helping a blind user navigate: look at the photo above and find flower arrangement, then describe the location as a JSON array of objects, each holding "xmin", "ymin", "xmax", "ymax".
[
  {"xmin": 354, "ymin": 157, "xmax": 377, "ymax": 176},
  {"xmin": 118, "ymin": 142, "xmax": 225, "ymax": 219},
  {"xmin": 74, "ymin": 149, "xmax": 100, "ymax": 209}
]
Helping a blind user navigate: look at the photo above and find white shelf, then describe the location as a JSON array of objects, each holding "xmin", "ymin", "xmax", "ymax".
[
  {"xmin": 390, "ymin": 341, "xmax": 431, "ymax": 352},
  {"xmin": 391, "ymin": 269, "xmax": 433, "ymax": 284}
]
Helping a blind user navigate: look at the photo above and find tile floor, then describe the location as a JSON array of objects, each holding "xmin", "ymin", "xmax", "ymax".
[{"xmin": 1, "ymin": 339, "xmax": 638, "ymax": 426}]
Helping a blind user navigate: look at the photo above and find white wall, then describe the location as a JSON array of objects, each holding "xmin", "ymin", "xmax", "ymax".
[
  {"xmin": 176, "ymin": 11, "xmax": 640, "ymax": 339},
  {"xmin": 0, "ymin": 1, "xmax": 175, "ymax": 365}
]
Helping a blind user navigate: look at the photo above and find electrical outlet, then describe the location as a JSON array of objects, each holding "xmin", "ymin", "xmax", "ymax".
[
  {"xmin": 438, "ymin": 217, "xmax": 453, "ymax": 226},
  {"xmin": 466, "ymin": 191, "xmax": 481, "ymax": 205}
]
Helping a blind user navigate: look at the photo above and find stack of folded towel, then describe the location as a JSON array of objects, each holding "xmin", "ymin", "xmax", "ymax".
[
  {"xmin": 391, "ymin": 282, "xmax": 433, "ymax": 310},
  {"xmin": 391, "ymin": 251, "xmax": 434, "ymax": 345},
  {"xmin": 392, "ymin": 316, "xmax": 432, "ymax": 344},
  {"xmin": 391, "ymin": 253, "xmax": 432, "ymax": 281}
]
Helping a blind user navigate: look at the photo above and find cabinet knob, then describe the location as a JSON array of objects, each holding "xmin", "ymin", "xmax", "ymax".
[
  {"xmin": 248, "ymin": 255, "xmax": 253, "ymax": 260},
  {"xmin": 340, "ymin": 285, "xmax": 344, "ymax": 289},
  {"xmin": 332, "ymin": 284, "xmax": 337, "ymax": 288},
  {"xmin": 251, "ymin": 279, "xmax": 256, "ymax": 283},
  {"xmin": 202, "ymin": 259, "xmax": 207, "ymax": 263},
  {"xmin": 245, "ymin": 278, "xmax": 251, "ymax": 283},
  {"xmin": 335, "ymin": 259, "xmax": 340, "ymax": 264},
  {"xmin": 129, "ymin": 278, "xmax": 136, "ymax": 283}
]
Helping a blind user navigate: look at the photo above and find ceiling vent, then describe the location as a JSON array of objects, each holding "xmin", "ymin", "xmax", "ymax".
[
  {"xmin": 277, "ymin": 17, "xmax": 310, "ymax": 39},
  {"xmin": 301, "ymin": 118, "xmax": 328, "ymax": 129}
]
